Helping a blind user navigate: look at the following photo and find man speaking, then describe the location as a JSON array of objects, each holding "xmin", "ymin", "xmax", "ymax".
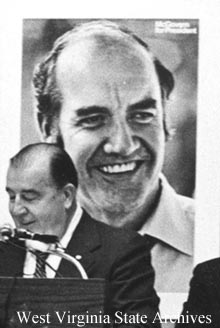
[
  {"xmin": 3, "ymin": 143, "xmax": 160, "ymax": 327},
  {"xmin": 33, "ymin": 20, "xmax": 194, "ymax": 294}
]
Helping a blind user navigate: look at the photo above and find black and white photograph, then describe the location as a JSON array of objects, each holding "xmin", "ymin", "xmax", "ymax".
[{"xmin": 0, "ymin": 1, "xmax": 220, "ymax": 327}]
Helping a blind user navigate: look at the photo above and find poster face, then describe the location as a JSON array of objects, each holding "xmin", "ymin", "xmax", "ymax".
[
  {"xmin": 22, "ymin": 19, "xmax": 198, "ymax": 199},
  {"xmin": 1, "ymin": 1, "xmax": 220, "ymax": 327}
]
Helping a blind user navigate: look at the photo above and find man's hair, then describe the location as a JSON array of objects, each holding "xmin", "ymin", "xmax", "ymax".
[
  {"xmin": 33, "ymin": 20, "xmax": 174, "ymax": 138},
  {"xmin": 10, "ymin": 143, "xmax": 78, "ymax": 188}
]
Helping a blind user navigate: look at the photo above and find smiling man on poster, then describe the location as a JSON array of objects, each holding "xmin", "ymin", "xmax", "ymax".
[{"xmin": 33, "ymin": 20, "xmax": 194, "ymax": 295}]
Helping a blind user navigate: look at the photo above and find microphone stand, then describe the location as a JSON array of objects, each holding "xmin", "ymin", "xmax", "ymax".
[
  {"xmin": 1, "ymin": 231, "xmax": 89, "ymax": 280},
  {"xmin": 46, "ymin": 244, "xmax": 88, "ymax": 280}
]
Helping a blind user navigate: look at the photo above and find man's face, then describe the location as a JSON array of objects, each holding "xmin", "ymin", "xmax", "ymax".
[
  {"xmin": 6, "ymin": 161, "xmax": 69, "ymax": 239},
  {"xmin": 49, "ymin": 38, "xmax": 165, "ymax": 219}
]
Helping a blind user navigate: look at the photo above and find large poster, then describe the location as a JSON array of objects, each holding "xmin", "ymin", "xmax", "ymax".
[
  {"xmin": 22, "ymin": 19, "xmax": 198, "ymax": 198},
  {"xmin": 20, "ymin": 18, "xmax": 198, "ymax": 323}
]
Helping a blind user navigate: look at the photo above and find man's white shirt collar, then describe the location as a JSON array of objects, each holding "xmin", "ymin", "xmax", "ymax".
[
  {"xmin": 139, "ymin": 174, "xmax": 194, "ymax": 256},
  {"xmin": 23, "ymin": 203, "xmax": 83, "ymax": 278}
]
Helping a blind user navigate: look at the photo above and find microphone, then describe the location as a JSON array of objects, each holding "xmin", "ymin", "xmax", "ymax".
[
  {"xmin": 0, "ymin": 225, "xmax": 59, "ymax": 244},
  {"xmin": 0, "ymin": 225, "xmax": 88, "ymax": 279}
]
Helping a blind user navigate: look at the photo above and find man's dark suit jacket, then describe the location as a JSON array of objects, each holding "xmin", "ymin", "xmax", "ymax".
[
  {"xmin": 176, "ymin": 258, "xmax": 220, "ymax": 328},
  {"xmin": 0, "ymin": 211, "xmax": 160, "ymax": 327}
]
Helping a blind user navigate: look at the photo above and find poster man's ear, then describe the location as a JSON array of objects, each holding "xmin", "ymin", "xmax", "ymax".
[{"xmin": 37, "ymin": 113, "xmax": 59, "ymax": 143}]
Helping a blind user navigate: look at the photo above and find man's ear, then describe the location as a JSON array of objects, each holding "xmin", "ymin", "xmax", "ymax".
[
  {"xmin": 37, "ymin": 113, "xmax": 60, "ymax": 143},
  {"xmin": 63, "ymin": 183, "xmax": 76, "ymax": 210}
]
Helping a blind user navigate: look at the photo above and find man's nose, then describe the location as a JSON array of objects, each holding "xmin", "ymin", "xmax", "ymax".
[
  {"xmin": 10, "ymin": 198, "xmax": 27, "ymax": 217},
  {"xmin": 103, "ymin": 120, "xmax": 140, "ymax": 156}
]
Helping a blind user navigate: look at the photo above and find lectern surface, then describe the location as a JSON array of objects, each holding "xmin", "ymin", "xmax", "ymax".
[{"xmin": 0, "ymin": 277, "xmax": 106, "ymax": 328}]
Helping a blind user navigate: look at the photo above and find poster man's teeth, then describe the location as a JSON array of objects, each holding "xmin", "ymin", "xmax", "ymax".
[{"xmin": 101, "ymin": 162, "xmax": 137, "ymax": 173}]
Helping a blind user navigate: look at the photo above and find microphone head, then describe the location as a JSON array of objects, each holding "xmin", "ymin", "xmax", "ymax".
[{"xmin": 0, "ymin": 224, "xmax": 14, "ymax": 241}]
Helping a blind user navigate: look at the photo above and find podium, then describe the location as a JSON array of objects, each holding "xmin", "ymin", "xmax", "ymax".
[{"xmin": 0, "ymin": 277, "xmax": 106, "ymax": 328}]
